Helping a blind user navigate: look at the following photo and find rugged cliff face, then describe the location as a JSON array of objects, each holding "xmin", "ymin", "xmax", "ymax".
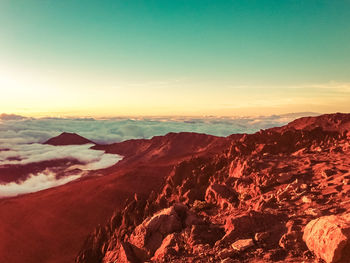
[{"xmin": 76, "ymin": 114, "xmax": 350, "ymax": 263}]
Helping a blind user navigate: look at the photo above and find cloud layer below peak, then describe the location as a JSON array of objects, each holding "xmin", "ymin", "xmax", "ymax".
[{"xmin": 0, "ymin": 113, "xmax": 319, "ymax": 197}]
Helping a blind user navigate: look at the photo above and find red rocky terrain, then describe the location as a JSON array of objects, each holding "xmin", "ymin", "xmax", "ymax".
[
  {"xmin": 75, "ymin": 113, "xmax": 350, "ymax": 263},
  {"xmin": 0, "ymin": 113, "xmax": 350, "ymax": 263}
]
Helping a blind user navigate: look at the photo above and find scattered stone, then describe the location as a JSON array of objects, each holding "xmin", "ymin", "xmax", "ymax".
[
  {"xmin": 304, "ymin": 208, "xmax": 322, "ymax": 216},
  {"xmin": 300, "ymin": 183, "xmax": 308, "ymax": 190},
  {"xmin": 231, "ymin": 239, "xmax": 254, "ymax": 251},
  {"xmin": 302, "ymin": 195, "xmax": 312, "ymax": 203}
]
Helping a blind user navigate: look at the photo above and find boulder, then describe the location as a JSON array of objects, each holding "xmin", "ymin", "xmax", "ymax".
[
  {"xmin": 231, "ymin": 238, "xmax": 254, "ymax": 251},
  {"xmin": 129, "ymin": 203, "xmax": 198, "ymax": 258},
  {"xmin": 303, "ymin": 213, "xmax": 350, "ymax": 263},
  {"xmin": 129, "ymin": 205, "xmax": 182, "ymax": 257},
  {"xmin": 219, "ymin": 211, "xmax": 286, "ymax": 246}
]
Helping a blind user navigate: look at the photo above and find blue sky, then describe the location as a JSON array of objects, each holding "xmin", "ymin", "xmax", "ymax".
[{"xmin": 1, "ymin": 0, "xmax": 349, "ymax": 116}]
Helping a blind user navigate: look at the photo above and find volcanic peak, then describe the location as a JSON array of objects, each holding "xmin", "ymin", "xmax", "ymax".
[{"xmin": 44, "ymin": 132, "xmax": 94, "ymax": 146}]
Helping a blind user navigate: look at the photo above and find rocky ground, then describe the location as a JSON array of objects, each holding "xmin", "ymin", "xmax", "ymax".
[{"xmin": 76, "ymin": 113, "xmax": 350, "ymax": 263}]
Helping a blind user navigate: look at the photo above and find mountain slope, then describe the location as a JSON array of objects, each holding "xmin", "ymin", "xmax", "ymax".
[
  {"xmin": 76, "ymin": 113, "xmax": 350, "ymax": 263},
  {"xmin": 0, "ymin": 113, "xmax": 349, "ymax": 263},
  {"xmin": 0, "ymin": 132, "xmax": 228, "ymax": 263}
]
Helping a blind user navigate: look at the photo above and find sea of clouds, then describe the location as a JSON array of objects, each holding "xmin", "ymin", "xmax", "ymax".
[{"xmin": 0, "ymin": 112, "xmax": 319, "ymax": 197}]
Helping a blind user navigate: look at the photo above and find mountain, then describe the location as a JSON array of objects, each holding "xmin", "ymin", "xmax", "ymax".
[
  {"xmin": 0, "ymin": 132, "xmax": 228, "ymax": 263},
  {"xmin": 76, "ymin": 113, "xmax": 350, "ymax": 263},
  {"xmin": 92, "ymin": 132, "xmax": 234, "ymax": 163},
  {"xmin": 0, "ymin": 113, "xmax": 349, "ymax": 263},
  {"xmin": 45, "ymin": 132, "xmax": 94, "ymax": 146}
]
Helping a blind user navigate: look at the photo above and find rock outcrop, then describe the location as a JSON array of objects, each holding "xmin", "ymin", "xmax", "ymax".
[
  {"xmin": 129, "ymin": 204, "xmax": 187, "ymax": 258},
  {"xmin": 303, "ymin": 213, "xmax": 350, "ymax": 263}
]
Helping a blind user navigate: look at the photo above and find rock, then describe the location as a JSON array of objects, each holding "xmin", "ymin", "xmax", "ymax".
[
  {"xmin": 152, "ymin": 233, "xmax": 182, "ymax": 261},
  {"xmin": 279, "ymin": 231, "xmax": 299, "ymax": 250},
  {"xmin": 253, "ymin": 194, "xmax": 278, "ymax": 210},
  {"xmin": 119, "ymin": 242, "xmax": 140, "ymax": 263},
  {"xmin": 221, "ymin": 258, "xmax": 240, "ymax": 263},
  {"xmin": 191, "ymin": 243, "xmax": 211, "ymax": 255},
  {"xmin": 75, "ymin": 114, "xmax": 350, "ymax": 263},
  {"xmin": 217, "ymin": 248, "xmax": 237, "ymax": 259},
  {"xmin": 190, "ymin": 224, "xmax": 225, "ymax": 246},
  {"xmin": 303, "ymin": 213, "xmax": 350, "ymax": 263},
  {"xmin": 254, "ymin": 232, "xmax": 270, "ymax": 243},
  {"xmin": 300, "ymin": 183, "xmax": 308, "ymax": 190},
  {"xmin": 192, "ymin": 200, "xmax": 213, "ymax": 211},
  {"xmin": 277, "ymin": 173, "xmax": 293, "ymax": 184},
  {"xmin": 229, "ymin": 160, "xmax": 246, "ymax": 178},
  {"xmin": 205, "ymin": 184, "xmax": 239, "ymax": 210},
  {"xmin": 231, "ymin": 238, "xmax": 254, "ymax": 251},
  {"xmin": 184, "ymin": 209, "xmax": 203, "ymax": 227},
  {"xmin": 276, "ymin": 185, "xmax": 294, "ymax": 202},
  {"xmin": 129, "ymin": 204, "xmax": 184, "ymax": 257},
  {"xmin": 322, "ymin": 168, "xmax": 337, "ymax": 178},
  {"xmin": 302, "ymin": 195, "xmax": 312, "ymax": 203},
  {"xmin": 304, "ymin": 208, "xmax": 322, "ymax": 217},
  {"xmin": 221, "ymin": 211, "xmax": 284, "ymax": 244},
  {"xmin": 263, "ymin": 248, "xmax": 287, "ymax": 261}
]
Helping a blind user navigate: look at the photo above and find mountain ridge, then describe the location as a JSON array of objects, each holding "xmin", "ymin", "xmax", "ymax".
[
  {"xmin": 0, "ymin": 113, "xmax": 349, "ymax": 263},
  {"xmin": 76, "ymin": 113, "xmax": 350, "ymax": 263}
]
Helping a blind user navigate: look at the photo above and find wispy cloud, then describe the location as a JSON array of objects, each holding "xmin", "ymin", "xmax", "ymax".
[{"xmin": 0, "ymin": 171, "xmax": 81, "ymax": 197}]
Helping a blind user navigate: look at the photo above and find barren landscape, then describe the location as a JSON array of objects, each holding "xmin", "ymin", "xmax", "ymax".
[{"xmin": 1, "ymin": 113, "xmax": 350, "ymax": 263}]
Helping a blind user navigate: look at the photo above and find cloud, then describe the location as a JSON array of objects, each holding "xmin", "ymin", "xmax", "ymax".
[
  {"xmin": 0, "ymin": 172, "xmax": 81, "ymax": 197},
  {"xmin": 0, "ymin": 113, "xmax": 319, "ymax": 196},
  {"xmin": 0, "ymin": 143, "xmax": 121, "ymax": 168}
]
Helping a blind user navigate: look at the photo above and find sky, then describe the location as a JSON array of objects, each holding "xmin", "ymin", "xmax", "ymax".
[{"xmin": 0, "ymin": 0, "xmax": 349, "ymax": 117}]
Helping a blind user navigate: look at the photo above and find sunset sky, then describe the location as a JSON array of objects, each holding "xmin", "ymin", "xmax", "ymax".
[{"xmin": 1, "ymin": 0, "xmax": 349, "ymax": 117}]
